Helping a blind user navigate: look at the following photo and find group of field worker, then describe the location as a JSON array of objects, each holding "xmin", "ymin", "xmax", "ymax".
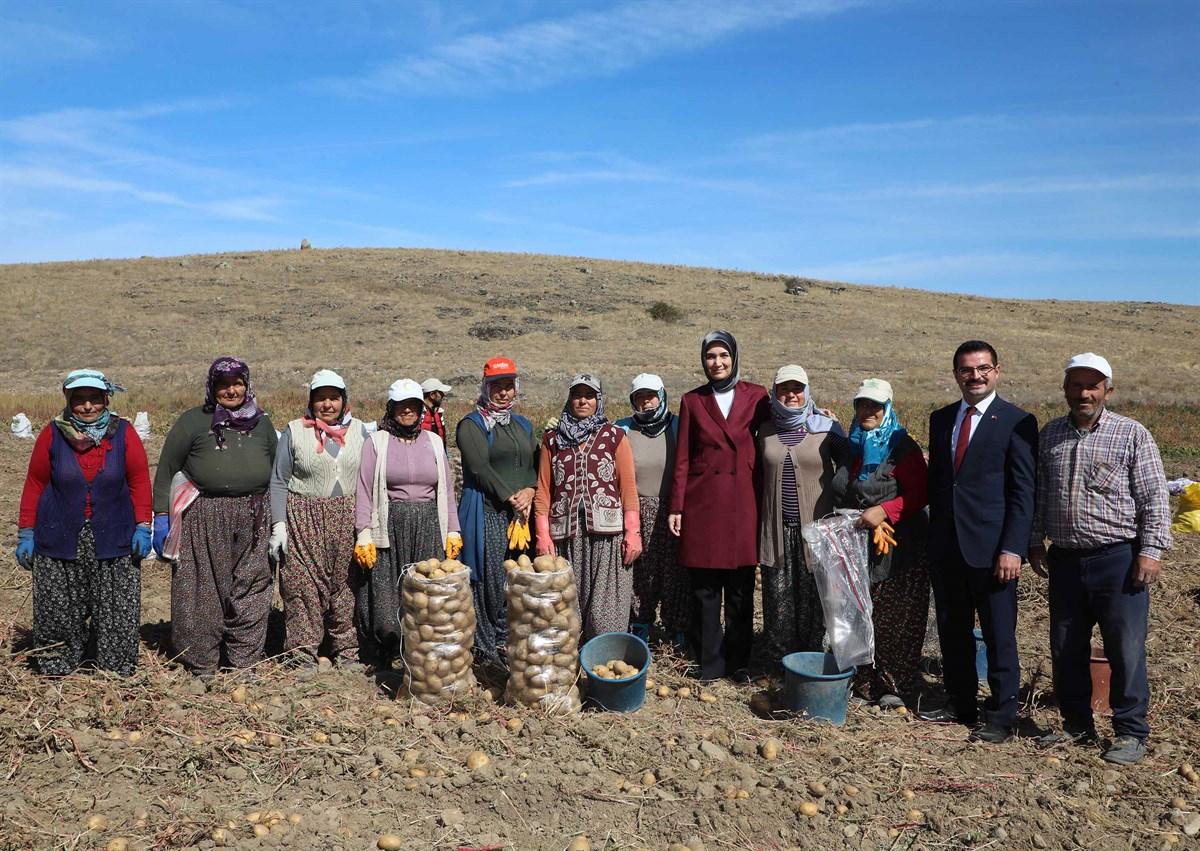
[{"xmin": 15, "ymin": 332, "xmax": 1172, "ymax": 765}]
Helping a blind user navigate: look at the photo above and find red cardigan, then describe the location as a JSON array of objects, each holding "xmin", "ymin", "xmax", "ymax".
[
  {"xmin": 669, "ymin": 381, "xmax": 770, "ymax": 569},
  {"xmin": 18, "ymin": 423, "xmax": 152, "ymax": 528}
]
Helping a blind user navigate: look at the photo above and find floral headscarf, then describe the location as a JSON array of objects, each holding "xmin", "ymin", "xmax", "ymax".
[{"xmin": 204, "ymin": 356, "xmax": 264, "ymax": 449}]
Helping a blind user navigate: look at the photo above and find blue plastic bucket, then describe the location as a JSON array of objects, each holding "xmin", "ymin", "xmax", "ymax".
[
  {"xmin": 580, "ymin": 632, "xmax": 652, "ymax": 712},
  {"xmin": 781, "ymin": 652, "xmax": 856, "ymax": 726},
  {"xmin": 973, "ymin": 628, "xmax": 987, "ymax": 681}
]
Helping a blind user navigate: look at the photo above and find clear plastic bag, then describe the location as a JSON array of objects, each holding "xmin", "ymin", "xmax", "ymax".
[
  {"xmin": 399, "ymin": 560, "xmax": 477, "ymax": 703},
  {"xmin": 505, "ymin": 557, "xmax": 582, "ymax": 713},
  {"xmin": 801, "ymin": 511, "xmax": 875, "ymax": 670}
]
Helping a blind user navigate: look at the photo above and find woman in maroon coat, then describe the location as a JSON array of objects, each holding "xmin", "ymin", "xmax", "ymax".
[{"xmin": 668, "ymin": 330, "xmax": 769, "ymax": 681}]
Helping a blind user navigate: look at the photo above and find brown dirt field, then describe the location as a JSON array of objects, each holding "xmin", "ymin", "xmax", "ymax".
[{"xmin": 1, "ymin": 248, "xmax": 1199, "ymax": 851}]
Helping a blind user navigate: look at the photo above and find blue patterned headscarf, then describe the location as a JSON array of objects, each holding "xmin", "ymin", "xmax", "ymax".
[
  {"xmin": 847, "ymin": 400, "xmax": 907, "ymax": 480},
  {"xmin": 56, "ymin": 368, "xmax": 124, "ymax": 449}
]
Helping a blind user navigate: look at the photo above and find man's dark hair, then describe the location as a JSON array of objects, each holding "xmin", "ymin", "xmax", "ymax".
[{"xmin": 953, "ymin": 340, "xmax": 998, "ymax": 369}]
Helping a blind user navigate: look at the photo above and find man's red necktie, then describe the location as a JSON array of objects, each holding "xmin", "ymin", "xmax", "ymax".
[{"xmin": 953, "ymin": 406, "xmax": 976, "ymax": 473}]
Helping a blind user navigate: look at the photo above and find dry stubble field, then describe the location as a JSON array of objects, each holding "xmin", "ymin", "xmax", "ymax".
[{"xmin": 1, "ymin": 247, "xmax": 1198, "ymax": 851}]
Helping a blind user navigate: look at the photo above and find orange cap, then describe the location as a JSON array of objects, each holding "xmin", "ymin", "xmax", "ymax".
[{"xmin": 483, "ymin": 356, "xmax": 517, "ymax": 378}]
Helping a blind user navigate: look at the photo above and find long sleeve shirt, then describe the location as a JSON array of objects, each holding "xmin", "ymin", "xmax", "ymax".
[
  {"xmin": 355, "ymin": 432, "xmax": 460, "ymax": 533},
  {"xmin": 456, "ymin": 418, "xmax": 538, "ymax": 511},
  {"xmin": 152, "ymin": 407, "xmax": 277, "ymax": 512},
  {"xmin": 1031, "ymin": 409, "xmax": 1172, "ymax": 560},
  {"xmin": 19, "ymin": 422, "xmax": 153, "ymax": 527}
]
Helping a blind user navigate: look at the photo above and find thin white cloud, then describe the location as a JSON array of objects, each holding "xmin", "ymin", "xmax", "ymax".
[
  {"xmin": 821, "ymin": 172, "xmax": 1200, "ymax": 202},
  {"xmin": 317, "ymin": 0, "xmax": 870, "ymax": 96},
  {"xmin": 0, "ymin": 97, "xmax": 292, "ymax": 225},
  {"xmin": 502, "ymin": 150, "xmax": 770, "ymax": 195},
  {"xmin": 0, "ymin": 165, "xmax": 282, "ymax": 223},
  {"xmin": 801, "ymin": 251, "xmax": 1085, "ymax": 289},
  {"xmin": 739, "ymin": 111, "xmax": 1200, "ymax": 154},
  {"xmin": 0, "ymin": 98, "xmax": 243, "ymax": 182},
  {"xmin": 0, "ymin": 18, "xmax": 102, "ymax": 68}
]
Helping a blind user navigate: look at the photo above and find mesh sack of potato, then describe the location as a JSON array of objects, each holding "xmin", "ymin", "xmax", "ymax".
[
  {"xmin": 504, "ymin": 553, "xmax": 582, "ymax": 713},
  {"xmin": 400, "ymin": 558, "xmax": 478, "ymax": 703}
]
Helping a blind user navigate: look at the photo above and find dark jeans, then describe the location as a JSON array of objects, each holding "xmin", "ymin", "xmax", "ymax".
[
  {"xmin": 1048, "ymin": 541, "xmax": 1150, "ymax": 740},
  {"xmin": 688, "ymin": 565, "xmax": 756, "ymax": 680},
  {"xmin": 930, "ymin": 537, "xmax": 1020, "ymax": 726}
]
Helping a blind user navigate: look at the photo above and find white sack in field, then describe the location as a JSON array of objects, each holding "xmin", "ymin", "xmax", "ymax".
[
  {"xmin": 134, "ymin": 412, "xmax": 151, "ymax": 439},
  {"xmin": 10, "ymin": 413, "xmax": 33, "ymax": 438}
]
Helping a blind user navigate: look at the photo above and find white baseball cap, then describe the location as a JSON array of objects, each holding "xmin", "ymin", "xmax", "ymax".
[
  {"xmin": 773, "ymin": 364, "xmax": 809, "ymax": 387},
  {"xmin": 630, "ymin": 373, "xmax": 664, "ymax": 394},
  {"xmin": 387, "ymin": 379, "xmax": 424, "ymax": 403},
  {"xmin": 1064, "ymin": 352, "xmax": 1112, "ymax": 381},
  {"xmin": 420, "ymin": 378, "xmax": 451, "ymax": 395},
  {"xmin": 853, "ymin": 378, "xmax": 893, "ymax": 404},
  {"xmin": 309, "ymin": 369, "xmax": 346, "ymax": 392}
]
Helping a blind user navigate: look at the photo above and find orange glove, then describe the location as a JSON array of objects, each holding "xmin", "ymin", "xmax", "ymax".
[{"xmin": 872, "ymin": 521, "xmax": 897, "ymax": 556}]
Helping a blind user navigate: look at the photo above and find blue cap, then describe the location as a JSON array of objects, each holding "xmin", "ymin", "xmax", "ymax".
[{"xmin": 62, "ymin": 369, "xmax": 114, "ymax": 393}]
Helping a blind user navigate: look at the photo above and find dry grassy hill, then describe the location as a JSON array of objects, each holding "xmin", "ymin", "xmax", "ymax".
[{"xmin": 3, "ymin": 246, "xmax": 1197, "ymax": 409}]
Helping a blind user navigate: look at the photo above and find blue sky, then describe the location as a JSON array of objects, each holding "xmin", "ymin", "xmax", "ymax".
[{"xmin": 1, "ymin": 0, "xmax": 1197, "ymax": 303}]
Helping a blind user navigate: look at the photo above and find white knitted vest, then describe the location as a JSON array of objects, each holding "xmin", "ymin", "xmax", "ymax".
[{"xmin": 286, "ymin": 418, "xmax": 365, "ymax": 499}]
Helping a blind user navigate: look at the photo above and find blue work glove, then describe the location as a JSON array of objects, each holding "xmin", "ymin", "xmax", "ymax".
[
  {"xmin": 152, "ymin": 514, "xmax": 169, "ymax": 558},
  {"xmin": 15, "ymin": 528, "xmax": 34, "ymax": 570},
  {"xmin": 132, "ymin": 525, "xmax": 152, "ymax": 560}
]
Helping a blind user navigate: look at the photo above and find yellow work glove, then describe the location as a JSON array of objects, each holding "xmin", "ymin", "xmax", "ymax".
[
  {"xmin": 872, "ymin": 521, "xmax": 897, "ymax": 556},
  {"xmin": 354, "ymin": 529, "xmax": 377, "ymax": 569},
  {"xmin": 445, "ymin": 533, "xmax": 463, "ymax": 559}
]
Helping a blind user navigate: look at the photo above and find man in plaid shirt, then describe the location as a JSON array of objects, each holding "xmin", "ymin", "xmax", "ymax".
[{"xmin": 1029, "ymin": 353, "xmax": 1172, "ymax": 765}]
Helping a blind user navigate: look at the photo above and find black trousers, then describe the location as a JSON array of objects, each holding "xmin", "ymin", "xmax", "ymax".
[
  {"xmin": 687, "ymin": 565, "xmax": 756, "ymax": 680},
  {"xmin": 930, "ymin": 536, "xmax": 1020, "ymax": 726},
  {"xmin": 1048, "ymin": 541, "xmax": 1149, "ymax": 740}
]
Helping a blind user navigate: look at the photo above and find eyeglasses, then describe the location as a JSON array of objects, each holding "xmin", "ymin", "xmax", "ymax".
[{"xmin": 955, "ymin": 365, "xmax": 996, "ymax": 378}]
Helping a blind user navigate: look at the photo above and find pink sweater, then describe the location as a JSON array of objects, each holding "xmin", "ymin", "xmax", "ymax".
[{"xmin": 355, "ymin": 432, "xmax": 460, "ymax": 533}]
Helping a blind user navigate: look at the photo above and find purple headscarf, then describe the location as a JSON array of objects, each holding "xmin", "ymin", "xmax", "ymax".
[{"xmin": 204, "ymin": 356, "xmax": 264, "ymax": 449}]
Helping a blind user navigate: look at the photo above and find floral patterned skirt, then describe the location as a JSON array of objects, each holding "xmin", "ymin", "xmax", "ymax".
[{"xmin": 32, "ymin": 522, "xmax": 140, "ymax": 676}]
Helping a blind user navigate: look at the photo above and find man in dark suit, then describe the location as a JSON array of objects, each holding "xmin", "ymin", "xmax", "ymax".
[{"xmin": 921, "ymin": 340, "xmax": 1038, "ymax": 742}]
